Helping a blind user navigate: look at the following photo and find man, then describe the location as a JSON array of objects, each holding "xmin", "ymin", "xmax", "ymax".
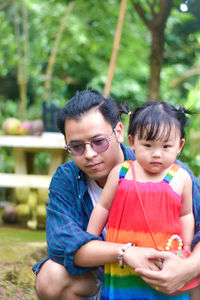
[{"xmin": 33, "ymin": 89, "xmax": 200, "ymax": 299}]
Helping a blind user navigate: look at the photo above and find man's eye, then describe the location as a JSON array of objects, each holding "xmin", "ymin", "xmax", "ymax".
[
  {"xmin": 71, "ymin": 144, "xmax": 84, "ymax": 150},
  {"xmin": 92, "ymin": 138, "xmax": 105, "ymax": 146}
]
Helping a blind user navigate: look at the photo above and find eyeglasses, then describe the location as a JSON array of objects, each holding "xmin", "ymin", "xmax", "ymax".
[{"xmin": 65, "ymin": 134, "xmax": 113, "ymax": 157}]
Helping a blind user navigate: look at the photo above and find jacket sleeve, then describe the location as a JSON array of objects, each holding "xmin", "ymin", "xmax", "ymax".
[
  {"xmin": 46, "ymin": 163, "xmax": 102, "ymax": 275},
  {"xmin": 176, "ymin": 160, "xmax": 200, "ymax": 249}
]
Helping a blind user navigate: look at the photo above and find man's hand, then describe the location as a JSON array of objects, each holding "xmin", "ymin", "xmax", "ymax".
[
  {"xmin": 124, "ymin": 247, "xmax": 161, "ymax": 271},
  {"xmin": 135, "ymin": 251, "xmax": 193, "ymax": 294}
]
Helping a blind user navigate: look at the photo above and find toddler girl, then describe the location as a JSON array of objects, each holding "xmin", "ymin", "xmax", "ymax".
[{"xmin": 87, "ymin": 101, "xmax": 196, "ymax": 300}]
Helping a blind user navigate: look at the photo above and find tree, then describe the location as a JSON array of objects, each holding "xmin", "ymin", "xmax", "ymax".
[
  {"xmin": 130, "ymin": 0, "xmax": 173, "ymax": 100},
  {"xmin": 13, "ymin": 0, "xmax": 29, "ymax": 120},
  {"xmin": 43, "ymin": 1, "xmax": 75, "ymax": 102}
]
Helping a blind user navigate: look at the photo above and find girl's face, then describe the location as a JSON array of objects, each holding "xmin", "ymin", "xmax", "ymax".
[{"xmin": 128, "ymin": 125, "xmax": 185, "ymax": 175}]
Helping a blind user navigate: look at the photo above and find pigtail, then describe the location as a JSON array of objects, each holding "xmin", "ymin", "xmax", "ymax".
[
  {"xmin": 177, "ymin": 106, "xmax": 196, "ymax": 127},
  {"xmin": 118, "ymin": 104, "xmax": 131, "ymax": 119},
  {"xmin": 177, "ymin": 107, "xmax": 189, "ymax": 127}
]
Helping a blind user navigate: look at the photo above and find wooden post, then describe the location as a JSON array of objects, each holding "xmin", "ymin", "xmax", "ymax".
[{"xmin": 104, "ymin": 0, "xmax": 127, "ymax": 98}]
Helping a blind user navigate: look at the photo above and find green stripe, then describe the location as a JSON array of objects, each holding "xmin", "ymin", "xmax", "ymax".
[{"xmin": 104, "ymin": 273, "xmax": 145, "ymax": 289}]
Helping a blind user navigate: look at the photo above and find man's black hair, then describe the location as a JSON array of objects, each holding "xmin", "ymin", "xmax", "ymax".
[{"xmin": 57, "ymin": 89, "xmax": 119, "ymax": 136}]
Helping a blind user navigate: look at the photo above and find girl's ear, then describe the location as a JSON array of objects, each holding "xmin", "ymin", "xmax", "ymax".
[
  {"xmin": 179, "ymin": 138, "xmax": 185, "ymax": 153},
  {"xmin": 128, "ymin": 134, "xmax": 134, "ymax": 148}
]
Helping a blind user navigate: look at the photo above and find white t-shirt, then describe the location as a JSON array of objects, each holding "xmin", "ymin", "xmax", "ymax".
[{"xmin": 86, "ymin": 176, "xmax": 107, "ymax": 240}]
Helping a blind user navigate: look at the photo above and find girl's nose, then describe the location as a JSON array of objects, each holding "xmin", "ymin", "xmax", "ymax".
[{"xmin": 152, "ymin": 149, "xmax": 161, "ymax": 157}]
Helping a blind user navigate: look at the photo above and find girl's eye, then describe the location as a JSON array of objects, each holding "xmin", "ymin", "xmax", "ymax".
[
  {"xmin": 163, "ymin": 145, "xmax": 170, "ymax": 149},
  {"xmin": 144, "ymin": 143, "xmax": 151, "ymax": 148}
]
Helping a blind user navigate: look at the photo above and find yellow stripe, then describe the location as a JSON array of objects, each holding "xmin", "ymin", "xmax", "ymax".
[
  {"xmin": 168, "ymin": 169, "xmax": 176, "ymax": 176},
  {"xmin": 123, "ymin": 161, "xmax": 131, "ymax": 168},
  {"xmin": 104, "ymin": 262, "xmax": 137, "ymax": 276}
]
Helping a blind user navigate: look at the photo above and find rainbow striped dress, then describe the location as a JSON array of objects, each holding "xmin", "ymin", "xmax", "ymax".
[{"xmin": 102, "ymin": 161, "xmax": 189, "ymax": 300}]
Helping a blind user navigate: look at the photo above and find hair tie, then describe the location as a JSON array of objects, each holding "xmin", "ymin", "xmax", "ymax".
[
  {"xmin": 177, "ymin": 106, "xmax": 186, "ymax": 120},
  {"xmin": 178, "ymin": 107, "xmax": 185, "ymax": 114},
  {"xmin": 177, "ymin": 106, "xmax": 189, "ymax": 127}
]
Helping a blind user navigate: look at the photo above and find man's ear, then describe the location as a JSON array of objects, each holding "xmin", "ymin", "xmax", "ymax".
[
  {"xmin": 114, "ymin": 122, "xmax": 124, "ymax": 143},
  {"xmin": 64, "ymin": 137, "xmax": 68, "ymax": 146},
  {"xmin": 128, "ymin": 134, "xmax": 134, "ymax": 148}
]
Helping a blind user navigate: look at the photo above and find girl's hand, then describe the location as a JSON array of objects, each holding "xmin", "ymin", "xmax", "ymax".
[{"xmin": 123, "ymin": 246, "xmax": 161, "ymax": 271}]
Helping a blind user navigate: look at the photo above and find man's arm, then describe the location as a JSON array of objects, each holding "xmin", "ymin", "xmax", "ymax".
[
  {"xmin": 180, "ymin": 171, "xmax": 194, "ymax": 252},
  {"xmin": 46, "ymin": 162, "xmax": 102, "ymax": 275},
  {"xmin": 176, "ymin": 159, "xmax": 200, "ymax": 249}
]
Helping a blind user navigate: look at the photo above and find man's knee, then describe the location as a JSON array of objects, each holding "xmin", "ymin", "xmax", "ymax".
[
  {"xmin": 35, "ymin": 259, "xmax": 99, "ymax": 300},
  {"xmin": 36, "ymin": 259, "xmax": 70, "ymax": 299}
]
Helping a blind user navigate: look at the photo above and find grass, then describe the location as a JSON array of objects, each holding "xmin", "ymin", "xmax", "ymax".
[{"xmin": 0, "ymin": 224, "xmax": 47, "ymax": 300}]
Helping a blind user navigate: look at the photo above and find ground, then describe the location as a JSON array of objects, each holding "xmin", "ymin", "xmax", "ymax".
[{"xmin": 0, "ymin": 224, "xmax": 47, "ymax": 300}]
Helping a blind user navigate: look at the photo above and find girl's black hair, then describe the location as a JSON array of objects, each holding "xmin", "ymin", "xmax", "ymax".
[
  {"xmin": 120, "ymin": 101, "xmax": 193, "ymax": 141},
  {"xmin": 57, "ymin": 89, "xmax": 119, "ymax": 137}
]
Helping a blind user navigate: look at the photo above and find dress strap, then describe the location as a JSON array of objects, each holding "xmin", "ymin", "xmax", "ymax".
[
  {"xmin": 163, "ymin": 163, "xmax": 180, "ymax": 184},
  {"xmin": 119, "ymin": 160, "xmax": 132, "ymax": 179}
]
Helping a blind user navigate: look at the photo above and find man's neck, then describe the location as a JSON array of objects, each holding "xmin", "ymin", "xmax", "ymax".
[{"xmin": 95, "ymin": 144, "xmax": 125, "ymax": 188}]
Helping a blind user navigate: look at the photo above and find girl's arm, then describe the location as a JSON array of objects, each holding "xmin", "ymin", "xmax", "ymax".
[
  {"xmin": 87, "ymin": 164, "xmax": 122, "ymax": 236},
  {"xmin": 87, "ymin": 202, "xmax": 109, "ymax": 236},
  {"xmin": 180, "ymin": 171, "xmax": 194, "ymax": 252}
]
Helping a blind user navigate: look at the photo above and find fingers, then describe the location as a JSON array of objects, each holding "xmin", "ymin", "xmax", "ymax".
[
  {"xmin": 135, "ymin": 266, "xmax": 185, "ymax": 295},
  {"xmin": 145, "ymin": 250, "xmax": 172, "ymax": 261},
  {"xmin": 137, "ymin": 271, "xmax": 173, "ymax": 294},
  {"xmin": 135, "ymin": 268, "xmax": 160, "ymax": 279},
  {"xmin": 138, "ymin": 273, "xmax": 166, "ymax": 293},
  {"xmin": 153, "ymin": 259, "xmax": 163, "ymax": 270},
  {"xmin": 148, "ymin": 262, "xmax": 160, "ymax": 271},
  {"xmin": 135, "ymin": 267, "xmax": 166, "ymax": 287}
]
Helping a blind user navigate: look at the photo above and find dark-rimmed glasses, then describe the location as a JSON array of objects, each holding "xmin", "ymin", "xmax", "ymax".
[{"xmin": 65, "ymin": 134, "xmax": 113, "ymax": 157}]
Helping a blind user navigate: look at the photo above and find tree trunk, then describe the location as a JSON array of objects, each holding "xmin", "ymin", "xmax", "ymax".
[
  {"xmin": 19, "ymin": 79, "xmax": 27, "ymax": 119},
  {"xmin": 148, "ymin": 28, "xmax": 164, "ymax": 100},
  {"xmin": 43, "ymin": 1, "xmax": 74, "ymax": 102},
  {"xmin": 131, "ymin": 0, "xmax": 173, "ymax": 101},
  {"xmin": 13, "ymin": 0, "xmax": 29, "ymax": 120}
]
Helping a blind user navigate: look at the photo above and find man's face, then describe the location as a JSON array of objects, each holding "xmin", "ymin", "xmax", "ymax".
[{"xmin": 64, "ymin": 109, "xmax": 124, "ymax": 187}]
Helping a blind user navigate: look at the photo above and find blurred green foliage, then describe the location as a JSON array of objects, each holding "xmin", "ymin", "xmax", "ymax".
[{"xmin": 0, "ymin": 0, "xmax": 199, "ymax": 177}]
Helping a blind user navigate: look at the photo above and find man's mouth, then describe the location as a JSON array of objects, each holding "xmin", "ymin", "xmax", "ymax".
[{"xmin": 86, "ymin": 162, "xmax": 102, "ymax": 169}]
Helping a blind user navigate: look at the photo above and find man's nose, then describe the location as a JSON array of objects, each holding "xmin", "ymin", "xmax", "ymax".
[{"xmin": 84, "ymin": 144, "xmax": 97, "ymax": 159}]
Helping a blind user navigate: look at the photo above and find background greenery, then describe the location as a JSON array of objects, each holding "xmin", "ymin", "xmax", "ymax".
[{"xmin": 0, "ymin": 0, "xmax": 200, "ymax": 177}]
